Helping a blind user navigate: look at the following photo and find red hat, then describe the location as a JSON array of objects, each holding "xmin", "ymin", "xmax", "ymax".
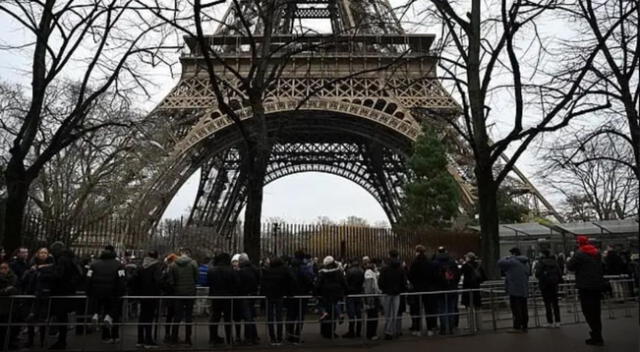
[{"xmin": 577, "ymin": 235, "xmax": 589, "ymax": 245}]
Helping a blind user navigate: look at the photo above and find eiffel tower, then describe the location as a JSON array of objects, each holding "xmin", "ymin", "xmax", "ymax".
[{"xmin": 132, "ymin": 0, "xmax": 560, "ymax": 236}]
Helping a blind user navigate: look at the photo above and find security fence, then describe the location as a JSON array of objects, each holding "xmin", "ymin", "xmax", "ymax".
[
  {"xmin": 20, "ymin": 215, "xmax": 480, "ymax": 261},
  {"xmin": 0, "ymin": 277, "xmax": 636, "ymax": 351}
]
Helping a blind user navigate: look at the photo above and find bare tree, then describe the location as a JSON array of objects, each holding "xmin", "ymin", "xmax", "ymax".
[
  {"xmin": 141, "ymin": 0, "xmax": 409, "ymax": 262},
  {"xmin": 555, "ymin": 0, "xmax": 639, "ymax": 180},
  {"xmin": 0, "ymin": 1, "xmax": 172, "ymax": 251},
  {"xmin": 542, "ymin": 132, "xmax": 638, "ymax": 221},
  {"xmin": 411, "ymin": 0, "xmax": 614, "ymax": 277}
]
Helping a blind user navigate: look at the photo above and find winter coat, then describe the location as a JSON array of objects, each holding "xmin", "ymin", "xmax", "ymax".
[
  {"xmin": 363, "ymin": 268, "xmax": 381, "ymax": 309},
  {"xmin": 198, "ymin": 264, "xmax": 209, "ymax": 287},
  {"xmin": 260, "ymin": 261, "xmax": 295, "ymax": 299},
  {"xmin": 535, "ymin": 257, "xmax": 562, "ymax": 291},
  {"xmin": 461, "ymin": 261, "xmax": 486, "ymax": 307},
  {"xmin": 345, "ymin": 266, "xmax": 365, "ymax": 295},
  {"xmin": 134, "ymin": 257, "xmax": 163, "ymax": 296},
  {"xmin": 315, "ymin": 263, "xmax": 347, "ymax": 302},
  {"xmin": 169, "ymin": 255, "xmax": 199, "ymax": 296},
  {"xmin": 236, "ymin": 262, "xmax": 260, "ymax": 295},
  {"xmin": 290, "ymin": 257, "xmax": 316, "ymax": 295},
  {"xmin": 207, "ymin": 263, "xmax": 238, "ymax": 296},
  {"xmin": 0, "ymin": 271, "xmax": 18, "ymax": 315},
  {"xmin": 433, "ymin": 253, "xmax": 461, "ymax": 290},
  {"xmin": 409, "ymin": 254, "xmax": 438, "ymax": 292},
  {"xmin": 52, "ymin": 249, "xmax": 81, "ymax": 295},
  {"xmin": 604, "ymin": 250, "xmax": 627, "ymax": 276},
  {"xmin": 567, "ymin": 250, "xmax": 607, "ymax": 291},
  {"xmin": 497, "ymin": 255, "xmax": 530, "ymax": 298},
  {"xmin": 87, "ymin": 250, "xmax": 126, "ymax": 297},
  {"xmin": 22, "ymin": 257, "xmax": 55, "ymax": 297},
  {"xmin": 378, "ymin": 259, "xmax": 407, "ymax": 295},
  {"xmin": 9, "ymin": 258, "xmax": 28, "ymax": 285}
]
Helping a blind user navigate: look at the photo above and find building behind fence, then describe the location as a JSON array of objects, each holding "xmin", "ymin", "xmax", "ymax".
[{"xmin": 18, "ymin": 215, "xmax": 480, "ymax": 260}]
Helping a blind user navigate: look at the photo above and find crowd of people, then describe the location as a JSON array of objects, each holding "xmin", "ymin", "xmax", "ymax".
[{"xmin": 0, "ymin": 237, "xmax": 636, "ymax": 350}]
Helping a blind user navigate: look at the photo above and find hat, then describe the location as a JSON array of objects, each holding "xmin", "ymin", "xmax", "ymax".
[
  {"xmin": 323, "ymin": 256, "xmax": 335, "ymax": 266},
  {"xmin": 231, "ymin": 253, "xmax": 241, "ymax": 263},
  {"xmin": 465, "ymin": 252, "xmax": 477, "ymax": 260},
  {"xmin": 509, "ymin": 247, "xmax": 521, "ymax": 256},
  {"xmin": 437, "ymin": 246, "xmax": 446, "ymax": 253},
  {"xmin": 577, "ymin": 235, "xmax": 589, "ymax": 245}
]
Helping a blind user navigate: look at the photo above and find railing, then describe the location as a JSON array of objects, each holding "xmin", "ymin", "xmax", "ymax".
[{"xmin": 0, "ymin": 278, "xmax": 636, "ymax": 351}]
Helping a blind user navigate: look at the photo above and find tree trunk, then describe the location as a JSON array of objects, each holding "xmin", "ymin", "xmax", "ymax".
[
  {"xmin": 475, "ymin": 164, "xmax": 500, "ymax": 279},
  {"xmin": 242, "ymin": 99, "xmax": 270, "ymax": 264},
  {"xmin": 2, "ymin": 159, "xmax": 31, "ymax": 253}
]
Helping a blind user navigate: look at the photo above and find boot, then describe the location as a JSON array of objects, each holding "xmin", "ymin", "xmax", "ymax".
[{"xmin": 343, "ymin": 322, "xmax": 356, "ymax": 338}]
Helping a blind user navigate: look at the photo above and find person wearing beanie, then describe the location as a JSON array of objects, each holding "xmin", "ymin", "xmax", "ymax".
[
  {"xmin": 316, "ymin": 255, "xmax": 347, "ymax": 339},
  {"xmin": 378, "ymin": 250, "xmax": 407, "ymax": 340},
  {"xmin": 534, "ymin": 250, "xmax": 562, "ymax": 328},
  {"xmin": 567, "ymin": 236, "xmax": 607, "ymax": 346},
  {"xmin": 497, "ymin": 247, "xmax": 530, "ymax": 333}
]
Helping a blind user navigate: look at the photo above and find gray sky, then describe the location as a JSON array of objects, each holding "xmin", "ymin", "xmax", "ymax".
[{"xmin": 0, "ymin": 2, "xmax": 566, "ymax": 226}]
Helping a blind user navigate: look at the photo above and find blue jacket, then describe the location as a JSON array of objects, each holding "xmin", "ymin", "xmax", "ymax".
[
  {"xmin": 497, "ymin": 255, "xmax": 530, "ymax": 297},
  {"xmin": 198, "ymin": 264, "xmax": 208, "ymax": 286}
]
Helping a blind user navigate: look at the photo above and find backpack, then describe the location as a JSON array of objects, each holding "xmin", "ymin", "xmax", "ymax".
[
  {"xmin": 441, "ymin": 261, "xmax": 458, "ymax": 286},
  {"xmin": 541, "ymin": 263, "xmax": 561, "ymax": 285}
]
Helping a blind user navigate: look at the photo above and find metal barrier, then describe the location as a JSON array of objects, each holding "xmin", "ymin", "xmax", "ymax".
[{"xmin": 0, "ymin": 278, "xmax": 636, "ymax": 351}]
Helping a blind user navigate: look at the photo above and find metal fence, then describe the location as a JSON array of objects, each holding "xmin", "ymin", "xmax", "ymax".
[
  {"xmin": 0, "ymin": 277, "xmax": 636, "ymax": 351},
  {"xmin": 20, "ymin": 215, "xmax": 480, "ymax": 261}
]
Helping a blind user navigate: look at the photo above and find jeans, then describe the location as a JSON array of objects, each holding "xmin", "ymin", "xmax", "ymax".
[
  {"xmin": 579, "ymin": 289, "xmax": 602, "ymax": 341},
  {"xmin": 137, "ymin": 300, "xmax": 158, "ymax": 344},
  {"xmin": 509, "ymin": 296, "xmax": 528, "ymax": 330},
  {"xmin": 240, "ymin": 298, "xmax": 258, "ymax": 341},
  {"xmin": 209, "ymin": 298, "xmax": 232, "ymax": 343},
  {"xmin": 285, "ymin": 297, "xmax": 307, "ymax": 341},
  {"xmin": 266, "ymin": 298, "xmax": 284, "ymax": 342},
  {"xmin": 541, "ymin": 286, "xmax": 560, "ymax": 324},
  {"xmin": 172, "ymin": 299, "xmax": 194, "ymax": 342},
  {"xmin": 437, "ymin": 293, "xmax": 458, "ymax": 334},
  {"xmin": 381, "ymin": 295, "xmax": 400, "ymax": 336}
]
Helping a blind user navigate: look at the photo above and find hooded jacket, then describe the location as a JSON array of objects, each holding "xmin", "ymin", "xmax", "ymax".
[
  {"xmin": 535, "ymin": 257, "xmax": 562, "ymax": 290},
  {"xmin": 345, "ymin": 265, "xmax": 365, "ymax": 295},
  {"xmin": 409, "ymin": 253, "xmax": 438, "ymax": 292},
  {"xmin": 134, "ymin": 256, "xmax": 163, "ymax": 296},
  {"xmin": 169, "ymin": 255, "xmax": 199, "ymax": 296},
  {"xmin": 0, "ymin": 270, "xmax": 18, "ymax": 315},
  {"xmin": 236, "ymin": 261, "xmax": 260, "ymax": 295},
  {"xmin": 315, "ymin": 262, "xmax": 347, "ymax": 301},
  {"xmin": 207, "ymin": 262, "xmax": 239, "ymax": 296},
  {"xmin": 567, "ymin": 238, "xmax": 606, "ymax": 291},
  {"xmin": 87, "ymin": 250, "xmax": 125, "ymax": 297},
  {"xmin": 497, "ymin": 255, "xmax": 530, "ymax": 297},
  {"xmin": 378, "ymin": 258, "xmax": 407, "ymax": 295},
  {"xmin": 261, "ymin": 260, "xmax": 295, "ymax": 299},
  {"xmin": 433, "ymin": 252, "xmax": 461, "ymax": 290}
]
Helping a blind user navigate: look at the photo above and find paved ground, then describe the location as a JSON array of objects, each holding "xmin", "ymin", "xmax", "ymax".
[{"xmin": 21, "ymin": 302, "xmax": 638, "ymax": 351}]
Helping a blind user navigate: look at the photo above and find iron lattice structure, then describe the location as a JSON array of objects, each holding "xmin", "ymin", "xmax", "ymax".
[{"xmin": 131, "ymin": 0, "xmax": 560, "ymax": 236}]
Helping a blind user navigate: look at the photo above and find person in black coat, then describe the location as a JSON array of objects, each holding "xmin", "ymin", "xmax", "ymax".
[
  {"xmin": 236, "ymin": 253, "xmax": 260, "ymax": 344},
  {"xmin": 460, "ymin": 252, "xmax": 487, "ymax": 309},
  {"xmin": 9, "ymin": 247, "xmax": 29, "ymax": 286},
  {"xmin": 567, "ymin": 236, "xmax": 607, "ymax": 346},
  {"xmin": 285, "ymin": 250, "xmax": 315, "ymax": 343},
  {"xmin": 433, "ymin": 247, "xmax": 461, "ymax": 335},
  {"xmin": 534, "ymin": 250, "xmax": 562, "ymax": 327},
  {"xmin": 207, "ymin": 252, "xmax": 238, "ymax": 345},
  {"xmin": 49, "ymin": 241, "xmax": 82, "ymax": 349},
  {"xmin": 0, "ymin": 262, "xmax": 19, "ymax": 350},
  {"xmin": 343, "ymin": 258, "xmax": 365, "ymax": 338},
  {"xmin": 134, "ymin": 251, "xmax": 163, "ymax": 347},
  {"xmin": 315, "ymin": 256, "xmax": 347, "ymax": 339},
  {"xmin": 378, "ymin": 250, "xmax": 407, "ymax": 339},
  {"xmin": 408, "ymin": 245, "xmax": 439, "ymax": 335},
  {"xmin": 22, "ymin": 247, "xmax": 54, "ymax": 349},
  {"xmin": 261, "ymin": 256, "xmax": 295, "ymax": 344},
  {"xmin": 87, "ymin": 246, "xmax": 126, "ymax": 344}
]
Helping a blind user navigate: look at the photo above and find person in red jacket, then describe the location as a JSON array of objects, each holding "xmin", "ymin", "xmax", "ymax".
[{"xmin": 567, "ymin": 236, "xmax": 607, "ymax": 346}]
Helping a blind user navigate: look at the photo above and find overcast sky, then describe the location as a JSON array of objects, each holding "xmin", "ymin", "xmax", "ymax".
[{"xmin": 0, "ymin": 1, "xmax": 567, "ymax": 226}]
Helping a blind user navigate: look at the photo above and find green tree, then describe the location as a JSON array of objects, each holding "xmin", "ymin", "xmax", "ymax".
[
  {"xmin": 399, "ymin": 127, "xmax": 459, "ymax": 229},
  {"xmin": 496, "ymin": 187, "xmax": 530, "ymax": 224}
]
